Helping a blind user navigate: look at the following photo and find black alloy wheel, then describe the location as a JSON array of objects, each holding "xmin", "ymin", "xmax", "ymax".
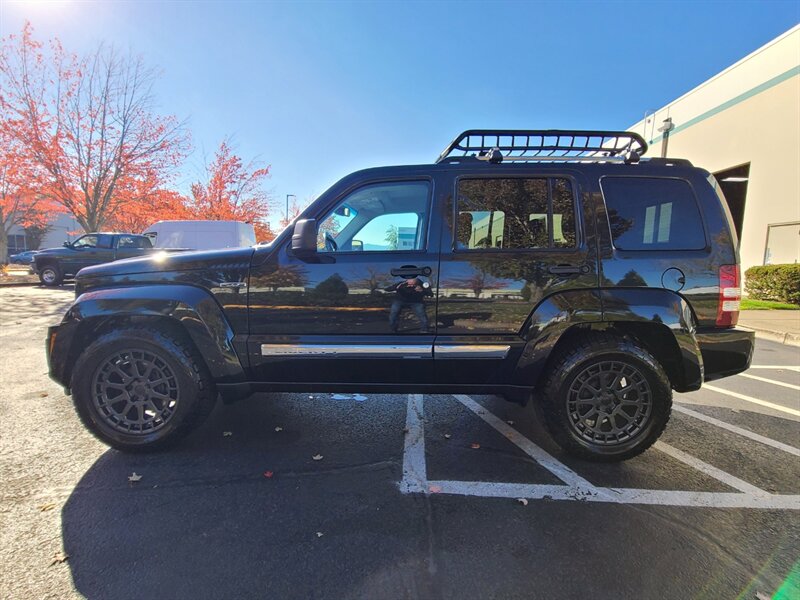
[
  {"xmin": 71, "ymin": 327, "xmax": 216, "ymax": 452},
  {"xmin": 540, "ymin": 333, "xmax": 672, "ymax": 462}
]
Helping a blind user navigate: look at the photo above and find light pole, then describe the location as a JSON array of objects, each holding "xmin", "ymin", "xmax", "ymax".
[{"xmin": 285, "ymin": 194, "xmax": 296, "ymax": 224}]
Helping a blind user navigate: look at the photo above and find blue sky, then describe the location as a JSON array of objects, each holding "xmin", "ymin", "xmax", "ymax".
[{"xmin": 2, "ymin": 1, "xmax": 798, "ymax": 228}]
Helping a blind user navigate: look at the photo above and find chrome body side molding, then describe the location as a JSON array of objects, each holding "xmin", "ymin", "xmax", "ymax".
[
  {"xmin": 261, "ymin": 344, "xmax": 433, "ymax": 359},
  {"xmin": 434, "ymin": 345, "xmax": 511, "ymax": 359}
]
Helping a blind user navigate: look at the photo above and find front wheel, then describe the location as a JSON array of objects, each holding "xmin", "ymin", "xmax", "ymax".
[
  {"xmin": 540, "ymin": 333, "xmax": 672, "ymax": 462},
  {"xmin": 71, "ymin": 327, "xmax": 217, "ymax": 452},
  {"xmin": 38, "ymin": 264, "xmax": 63, "ymax": 286}
]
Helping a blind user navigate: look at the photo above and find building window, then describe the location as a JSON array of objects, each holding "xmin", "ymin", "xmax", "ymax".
[{"xmin": 8, "ymin": 234, "xmax": 27, "ymax": 253}]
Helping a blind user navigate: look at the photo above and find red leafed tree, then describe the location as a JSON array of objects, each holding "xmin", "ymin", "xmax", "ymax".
[
  {"xmin": 0, "ymin": 23, "xmax": 189, "ymax": 233},
  {"xmin": 188, "ymin": 141, "xmax": 273, "ymax": 242},
  {"xmin": 0, "ymin": 120, "xmax": 59, "ymax": 263},
  {"xmin": 107, "ymin": 188, "xmax": 189, "ymax": 234}
]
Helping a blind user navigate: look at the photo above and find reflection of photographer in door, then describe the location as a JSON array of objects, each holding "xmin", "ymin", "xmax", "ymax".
[{"xmin": 386, "ymin": 276, "xmax": 433, "ymax": 333}]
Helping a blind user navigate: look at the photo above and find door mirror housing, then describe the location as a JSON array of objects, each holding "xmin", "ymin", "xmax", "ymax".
[
  {"xmin": 291, "ymin": 219, "xmax": 317, "ymax": 255},
  {"xmin": 63, "ymin": 241, "xmax": 72, "ymax": 248},
  {"xmin": 351, "ymin": 239, "xmax": 364, "ymax": 252}
]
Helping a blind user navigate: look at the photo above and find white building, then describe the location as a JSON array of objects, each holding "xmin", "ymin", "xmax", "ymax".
[
  {"xmin": 627, "ymin": 25, "xmax": 800, "ymax": 273},
  {"xmin": 7, "ymin": 212, "xmax": 83, "ymax": 254}
]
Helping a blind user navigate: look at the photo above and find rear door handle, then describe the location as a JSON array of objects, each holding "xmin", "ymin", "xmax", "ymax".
[
  {"xmin": 548, "ymin": 264, "xmax": 590, "ymax": 275},
  {"xmin": 391, "ymin": 266, "xmax": 432, "ymax": 277}
]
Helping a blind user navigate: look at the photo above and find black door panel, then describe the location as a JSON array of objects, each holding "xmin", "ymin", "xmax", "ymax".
[
  {"xmin": 247, "ymin": 177, "xmax": 443, "ymax": 384},
  {"xmin": 433, "ymin": 170, "xmax": 597, "ymax": 384}
]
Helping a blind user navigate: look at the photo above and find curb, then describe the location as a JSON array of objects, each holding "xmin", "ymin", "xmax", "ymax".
[
  {"xmin": 0, "ymin": 281, "xmax": 41, "ymax": 288},
  {"xmin": 740, "ymin": 326, "xmax": 800, "ymax": 348}
]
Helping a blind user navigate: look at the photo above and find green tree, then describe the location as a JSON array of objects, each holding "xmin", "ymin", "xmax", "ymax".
[{"xmin": 385, "ymin": 225, "xmax": 398, "ymax": 250}]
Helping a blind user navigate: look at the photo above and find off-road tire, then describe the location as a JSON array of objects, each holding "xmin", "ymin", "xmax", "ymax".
[
  {"xmin": 540, "ymin": 332, "xmax": 672, "ymax": 462},
  {"xmin": 71, "ymin": 327, "xmax": 217, "ymax": 453},
  {"xmin": 38, "ymin": 263, "xmax": 63, "ymax": 287}
]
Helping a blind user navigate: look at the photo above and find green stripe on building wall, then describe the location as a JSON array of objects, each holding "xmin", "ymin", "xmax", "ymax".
[{"xmin": 648, "ymin": 65, "xmax": 800, "ymax": 145}]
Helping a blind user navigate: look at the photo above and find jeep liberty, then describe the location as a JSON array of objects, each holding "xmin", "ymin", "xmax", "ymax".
[{"xmin": 46, "ymin": 130, "xmax": 755, "ymax": 461}]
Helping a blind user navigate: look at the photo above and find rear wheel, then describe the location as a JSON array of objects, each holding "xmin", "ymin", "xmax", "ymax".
[
  {"xmin": 71, "ymin": 327, "xmax": 216, "ymax": 452},
  {"xmin": 540, "ymin": 333, "xmax": 672, "ymax": 462},
  {"xmin": 39, "ymin": 263, "xmax": 63, "ymax": 286}
]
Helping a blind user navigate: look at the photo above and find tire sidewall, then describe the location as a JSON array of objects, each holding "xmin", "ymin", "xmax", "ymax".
[
  {"xmin": 72, "ymin": 330, "xmax": 204, "ymax": 450},
  {"xmin": 548, "ymin": 346, "xmax": 671, "ymax": 459},
  {"xmin": 39, "ymin": 265, "xmax": 62, "ymax": 286}
]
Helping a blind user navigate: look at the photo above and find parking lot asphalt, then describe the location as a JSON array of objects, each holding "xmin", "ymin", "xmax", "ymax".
[{"xmin": 1, "ymin": 286, "xmax": 798, "ymax": 599}]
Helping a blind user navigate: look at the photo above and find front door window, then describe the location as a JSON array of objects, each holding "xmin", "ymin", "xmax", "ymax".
[{"xmin": 317, "ymin": 181, "xmax": 429, "ymax": 253}]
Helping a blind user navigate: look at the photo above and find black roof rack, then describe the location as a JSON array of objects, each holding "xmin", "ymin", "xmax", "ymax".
[{"xmin": 437, "ymin": 129, "xmax": 648, "ymax": 164}]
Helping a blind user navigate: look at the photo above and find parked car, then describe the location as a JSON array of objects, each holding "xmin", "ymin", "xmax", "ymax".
[
  {"xmin": 8, "ymin": 250, "xmax": 38, "ymax": 264},
  {"xmin": 143, "ymin": 220, "xmax": 256, "ymax": 250},
  {"xmin": 46, "ymin": 129, "xmax": 754, "ymax": 461},
  {"xmin": 32, "ymin": 233, "xmax": 166, "ymax": 286}
]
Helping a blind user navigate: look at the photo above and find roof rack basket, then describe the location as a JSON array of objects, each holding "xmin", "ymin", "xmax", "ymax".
[{"xmin": 436, "ymin": 129, "xmax": 648, "ymax": 164}]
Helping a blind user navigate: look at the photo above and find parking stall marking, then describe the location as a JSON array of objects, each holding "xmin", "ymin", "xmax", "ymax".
[
  {"xmin": 399, "ymin": 394, "xmax": 800, "ymax": 510},
  {"xmin": 748, "ymin": 365, "xmax": 800, "ymax": 372},
  {"xmin": 653, "ymin": 441, "xmax": 769, "ymax": 495},
  {"xmin": 453, "ymin": 394, "xmax": 597, "ymax": 490},
  {"xmin": 738, "ymin": 372, "xmax": 800, "ymax": 391},
  {"xmin": 400, "ymin": 394, "xmax": 428, "ymax": 493},
  {"xmin": 703, "ymin": 384, "xmax": 800, "ymax": 417},
  {"xmin": 673, "ymin": 404, "xmax": 800, "ymax": 457}
]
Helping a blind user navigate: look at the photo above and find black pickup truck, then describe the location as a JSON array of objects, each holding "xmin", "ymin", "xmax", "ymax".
[{"xmin": 33, "ymin": 233, "xmax": 160, "ymax": 286}]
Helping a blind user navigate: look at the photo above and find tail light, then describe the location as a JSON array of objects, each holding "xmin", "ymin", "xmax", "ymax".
[{"xmin": 716, "ymin": 264, "xmax": 740, "ymax": 327}]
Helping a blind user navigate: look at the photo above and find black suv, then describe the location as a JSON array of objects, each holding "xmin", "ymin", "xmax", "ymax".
[{"xmin": 46, "ymin": 130, "xmax": 754, "ymax": 461}]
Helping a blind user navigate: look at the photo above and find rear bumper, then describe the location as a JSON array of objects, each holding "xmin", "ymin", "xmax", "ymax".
[{"xmin": 696, "ymin": 327, "xmax": 755, "ymax": 382}]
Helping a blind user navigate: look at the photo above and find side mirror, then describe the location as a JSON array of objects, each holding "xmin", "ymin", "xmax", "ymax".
[
  {"xmin": 291, "ymin": 219, "xmax": 317, "ymax": 254},
  {"xmin": 63, "ymin": 241, "xmax": 72, "ymax": 248},
  {"xmin": 351, "ymin": 240, "xmax": 364, "ymax": 252}
]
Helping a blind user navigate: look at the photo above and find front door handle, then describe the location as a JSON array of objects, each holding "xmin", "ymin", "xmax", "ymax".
[
  {"xmin": 391, "ymin": 266, "xmax": 432, "ymax": 277},
  {"xmin": 548, "ymin": 264, "xmax": 590, "ymax": 275}
]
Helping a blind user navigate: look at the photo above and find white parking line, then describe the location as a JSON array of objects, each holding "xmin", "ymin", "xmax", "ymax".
[
  {"xmin": 399, "ymin": 394, "xmax": 427, "ymax": 493},
  {"xmin": 398, "ymin": 394, "xmax": 800, "ymax": 509},
  {"xmin": 423, "ymin": 480, "xmax": 800, "ymax": 509},
  {"xmin": 704, "ymin": 384, "xmax": 800, "ymax": 417},
  {"xmin": 453, "ymin": 394, "xmax": 596, "ymax": 490},
  {"xmin": 673, "ymin": 404, "xmax": 800, "ymax": 457},
  {"xmin": 739, "ymin": 372, "xmax": 800, "ymax": 391},
  {"xmin": 749, "ymin": 365, "xmax": 800, "ymax": 372},
  {"xmin": 654, "ymin": 441, "xmax": 768, "ymax": 495}
]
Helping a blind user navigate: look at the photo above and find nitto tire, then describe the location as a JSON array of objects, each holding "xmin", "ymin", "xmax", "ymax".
[
  {"xmin": 540, "ymin": 332, "xmax": 672, "ymax": 462},
  {"xmin": 39, "ymin": 264, "xmax": 63, "ymax": 287},
  {"xmin": 71, "ymin": 327, "xmax": 217, "ymax": 453}
]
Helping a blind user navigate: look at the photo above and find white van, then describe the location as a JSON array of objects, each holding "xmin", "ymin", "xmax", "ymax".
[{"xmin": 143, "ymin": 220, "xmax": 256, "ymax": 250}]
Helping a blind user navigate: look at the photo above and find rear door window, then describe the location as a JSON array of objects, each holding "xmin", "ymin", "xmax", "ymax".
[
  {"xmin": 600, "ymin": 177, "xmax": 706, "ymax": 250},
  {"xmin": 455, "ymin": 177, "xmax": 577, "ymax": 250}
]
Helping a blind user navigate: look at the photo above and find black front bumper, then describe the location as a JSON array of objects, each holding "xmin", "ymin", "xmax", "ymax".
[
  {"xmin": 695, "ymin": 326, "xmax": 755, "ymax": 382},
  {"xmin": 47, "ymin": 322, "xmax": 76, "ymax": 392}
]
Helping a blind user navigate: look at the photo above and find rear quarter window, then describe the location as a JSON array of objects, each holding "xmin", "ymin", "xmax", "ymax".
[{"xmin": 600, "ymin": 177, "xmax": 706, "ymax": 251}]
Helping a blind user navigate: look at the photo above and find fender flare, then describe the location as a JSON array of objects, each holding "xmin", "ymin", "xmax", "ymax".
[
  {"xmin": 57, "ymin": 284, "xmax": 246, "ymax": 385},
  {"xmin": 599, "ymin": 288, "xmax": 703, "ymax": 391},
  {"xmin": 514, "ymin": 288, "xmax": 703, "ymax": 391}
]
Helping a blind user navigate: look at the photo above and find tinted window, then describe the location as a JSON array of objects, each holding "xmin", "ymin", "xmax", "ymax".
[
  {"xmin": 73, "ymin": 235, "xmax": 98, "ymax": 248},
  {"xmin": 456, "ymin": 178, "xmax": 576, "ymax": 250},
  {"xmin": 118, "ymin": 235, "xmax": 149, "ymax": 248},
  {"xmin": 318, "ymin": 181, "xmax": 429, "ymax": 252},
  {"xmin": 96, "ymin": 234, "xmax": 114, "ymax": 249},
  {"xmin": 601, "ymin": 177, "xmax": 705, "ymax": 250}
]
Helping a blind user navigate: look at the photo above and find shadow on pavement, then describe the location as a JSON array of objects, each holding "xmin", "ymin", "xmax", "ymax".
[{"xmin": 61, "ymin": 395, "xmax": 436, "ymax": 599}]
